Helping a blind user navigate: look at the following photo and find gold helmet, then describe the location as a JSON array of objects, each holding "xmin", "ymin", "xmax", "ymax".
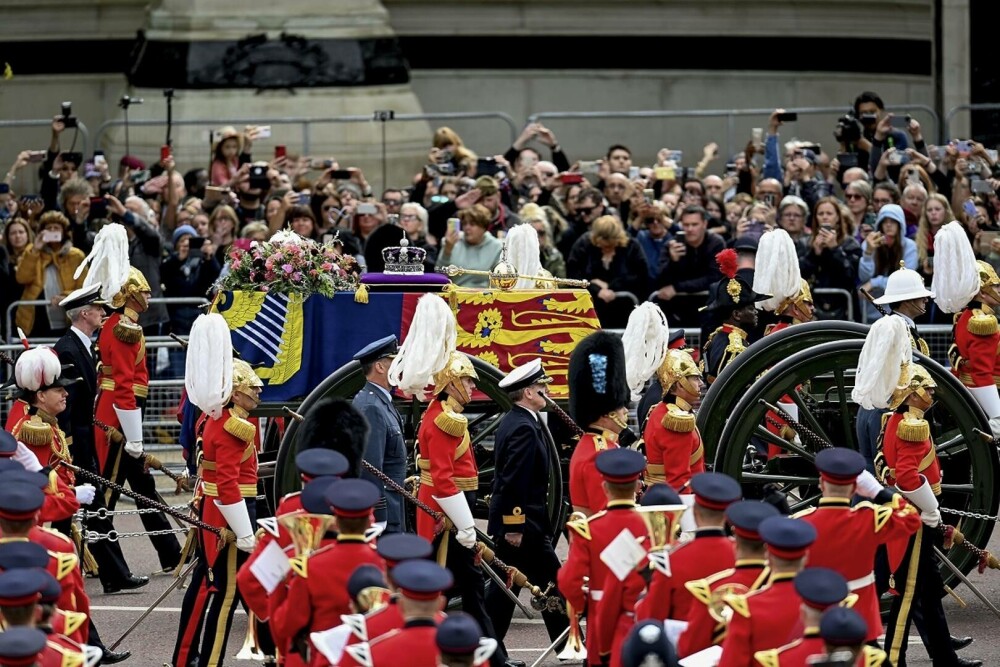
[
  {"xmin": 433, "ymin": 351, "xmax": 480, "ymax": 403},
  {"xmin": 888, "ymin": 362, "xmax": 937, "ymax": 410},
  {"xmin": 777, "ymin": 279, "xmax": 814, "ymax": 315},
  {"xmin": 977, "ymin": 261, "xmax": 1000, "ymax": 301},
  {"xmin": 656, "ymin": 349, "xmax": 702, "ymax": 397},
  {"xmin": 232, "ymin": 358, "xmax": 263, "ymax": 398},
  {"xmin": 112, "ymin": 266, "xmax": 152, "ymax": 309}
]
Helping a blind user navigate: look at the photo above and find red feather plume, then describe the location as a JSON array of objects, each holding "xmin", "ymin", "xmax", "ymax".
[{"xmin": 715, "ymin": 248, "xmax": 738, "ymax": 280}]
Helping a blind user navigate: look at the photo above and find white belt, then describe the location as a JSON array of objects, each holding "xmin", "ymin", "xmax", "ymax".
[
  {"xmin": 590, "ymin": 590, "xmax": 604, "ymax": 601},
  {"xmin": 848, "ymin": 572, "xmax": 875, "ymax": 590}
]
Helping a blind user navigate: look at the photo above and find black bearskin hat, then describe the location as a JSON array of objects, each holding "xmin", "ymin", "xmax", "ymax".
[
  {"xmin": 568, "ymin": 331, "xmax": 630, "ymax": 427},
  {"xmin": 297, "ymin": 396, "xmax": 369, "ymax": 478}
]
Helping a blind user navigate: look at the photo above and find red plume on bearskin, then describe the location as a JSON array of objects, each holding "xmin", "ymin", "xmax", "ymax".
[{"xmin": 716, "ymin": 248, "xmax": 738, "ymax": 280}]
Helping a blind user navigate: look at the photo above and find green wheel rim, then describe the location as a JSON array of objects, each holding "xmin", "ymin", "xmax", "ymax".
[
  {"xmin": 273, "ymin": 355, "xmax": 566, "ymax": 540},
  {"xmin": 714, "ymin": 340, "xmax": 998, "ymax": 592}
]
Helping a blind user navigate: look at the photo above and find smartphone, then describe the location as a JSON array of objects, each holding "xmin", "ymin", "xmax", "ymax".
[
  {"xmin": 963, "ymin": 199, "xmax": 979, "ymax": 218},
  {"xmin": 476, "ymin": 157, "xmax": 502, "ymax": 178},
  {"xmin": 653, "ymin": 166, "xmax": 675, "ymax": 181},
  {"xmin": 160, "ymin": 145, "xmax": 171, "ymax": 162},
  {"xmin": 760, "ymin": 192, "xmax": 777, "ymax": 207},
  {"xmin": 776, "ymin": 112, "xmax": 798, "ymax": 122},
  {"xmin": 330, "ymin": 169, "xmax": 353, "ymax": 180},
  {"xmin": 204, "ymin": 185, "xmax": 226, "ymax": 206},
  {"xmin": 26, "ymin": 151, "xmax": 47, "ymax": 164},
  {"xmin": 93, "ymin": 153, "xmax": 106, "ymax": 167},
  {"xmin": 579, "ymin": 160, "xmax": 600, "ymax": 175},
  {"xmin": 559, "ymin": 173, "xmax": 584, "ymax": 185},
  {"xmin": 955, "ymin": 140, "xmax": 972, "ymax": 156},
  {"xmin": 87, "ymin": 196, "xmax": 107, "ymax": 222},
  {"xmin": 836, "ymin": 152, "xmax": 859, "ymax": 169},
  {"xmin": 357, "ymin": 202, "xmax": 377, "ymax": 215},
  {"xmin": 188, "ymin": 237, "xmax": 206, "ymax": 251},
  {"xmin": 297, "ymin": 192, "xmax": 310, "ymax": 205},
  {"xmin": 978, "ymin": 230, "xmax": 1000, "ymax": 256},
  {"xmin": 41, "ymin": 230, "xmax": 62, "ymax": 243},
  {"xmin": 752, "ymin": 127, "xmax": 763, "ymax": 145},
  {"xmin": 255, "ymin": 125, "xmax": 272, "ymax": 139},
  {"xmin": 890, "ymin": 115, "xmax": 911, "ymax": 129},
  {"xmin": 447, "ymin": 217, "xmax": 461, "ymax": 234},
  {"xmin": 643, "ymin": 188, "xmax": 655, "ymax": 204},
  {"xmin": 670, "ymin": 150, "xmax": 683, "ymax": 163},
  {"xmin": 971, "ymin": 179, "xmax": 993, "ymax": 195},
  {"xmin": 628, "ymin": 166, "xmax": 641, "ymax": 180},
  {"xmin": 275, "ymin": 145, "xmax": 287, "ymax": 160}
]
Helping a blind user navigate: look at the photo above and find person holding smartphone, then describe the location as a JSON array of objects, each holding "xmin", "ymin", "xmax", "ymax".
[
  {"xmin": 800, "ymin": 197, "xmax": 863, "ymax": 321},
  {"xmin": 14, "ymin": 211, "xmax": 86, "ymax": 337},
  {"xmin": 859, "ymin": 204, "xmax": 919, "ymax": 321}
]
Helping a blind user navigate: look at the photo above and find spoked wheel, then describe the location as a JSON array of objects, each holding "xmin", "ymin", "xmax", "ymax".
[
  {"xmin": 713, "ymin": 340, "xmax": 999, "ymax": 592},
  {"xmin": 273, "ymin": 355, "xmax": 565, "ymax": 540},
  {"xmin": 698, "ymin": 321, "xmax": 870, "ymax": 461}
]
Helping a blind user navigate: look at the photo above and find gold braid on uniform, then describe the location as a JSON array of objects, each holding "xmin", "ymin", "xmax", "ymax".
[
  {"xmin": 968, "ymin": 308, "xmax": 998, "ymax": 336},
  {"xmin": 15, "ymin": 416, "xmax": 53, "ymax": 449},
  {"xmin": 662, "ymin": 402, "xmax": 696, "ymax": 433},
  {"xmin": 434, "ymin": 399, "xmax": 468, "ymax": 437},
  {"xmin": 113, "ymin": 310, "xmax": 144, "ymax": 343},
  {"xmin": 223, "ymin": 406, "xmax": 256, "ymax": 443},
  {"xmin": 896, "ymin": 408, "xmax": 930, "ymax": 443}
]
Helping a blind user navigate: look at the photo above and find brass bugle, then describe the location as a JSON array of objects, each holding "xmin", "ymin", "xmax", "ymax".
[{"xmin": 437, "ymin": 265, "xmax": 589, "ymax": 288}]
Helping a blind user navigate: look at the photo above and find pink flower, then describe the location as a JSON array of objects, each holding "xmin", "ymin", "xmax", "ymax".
[
  {"xmin": 282, "ymin": 263, "xmax": 294, "ymax": 274},
  {"xmin": 321, "ymin": 262, "xmax": 333, "ymax": 271},
  {"xmin": 292, "ymin": 271, "xmax": 303, "ymax": 281}
]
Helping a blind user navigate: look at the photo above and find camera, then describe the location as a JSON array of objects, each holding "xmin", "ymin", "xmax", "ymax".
[
  {"xmin": 373, "ymin": 110, "xmax": 395, "ymax": 121},
  {"xmin": 248, "ymin": 165, "xmax": 269, "ymax": 190},
  {"xmin": 60, "ymin": 102, "xmax": 78, "ymax": 129},
  {"xmin": 834, "ymin": 114, "xmax": 863, "ymax": 144}
]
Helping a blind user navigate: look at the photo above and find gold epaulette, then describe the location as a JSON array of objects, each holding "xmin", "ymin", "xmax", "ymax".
[
  {"xmin": 567, "ymin": 510, "xmax": 605, "ymax": 541},
  {"xmin": 53, "ymin": 552, "xmax": 78, "ymax": 580},
  {"xmin": 725, "ymin": 330, "xmax": 747, "ymax": 355},
  {"xmin": 896, "ymin": 416, "xmax": 929, "ymax": 443},
  {"xmin": 592, "ymin": 434, "xmax": 609, "ymax": 451},
  {"xmin": 224, "ymin": 415, "xmax": 256, "ymax": 444},
  {"xmin": 662, "ymin": 404, "xmax": 695, "ymax": 433},
  {"xmin": 62, "ymin": 610, "xmax": 87, "ymax": 637},
  {"xmin": 753, "ymin": 649, "xmax": 781, "ymax": 667},
  {"xmin": 723, "ymin": 592, "xmax": 750, "ymax": 619},
  {"xmin": 15, "ymin": 416, "xmax": 53, "ymax": 448},
  {"xmin": 113, "ymin": 317, "xmax": 144, "ymax": 343},
  {"xmin": 434, "ymin": 407, "xmax": 468, "ymax": 438},
  {"xmin": 862, "ymin": 645, "xmax": 888, "ymax": 667},
  {"xmin": 968, "ymin": 309, "xmax": 998, "ymax": 336},
  {"xmin": 792, "ymin": 506, "xmax": 817, "ymax": 519},
  {"xmin": 684, "ymin": 578, "xmax": 713, "ymax": 606}
]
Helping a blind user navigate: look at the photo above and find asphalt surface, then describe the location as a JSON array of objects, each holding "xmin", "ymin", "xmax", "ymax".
[{"xmin": 90, "ymin": 501, "xmax": 1000, "ymax": 667}]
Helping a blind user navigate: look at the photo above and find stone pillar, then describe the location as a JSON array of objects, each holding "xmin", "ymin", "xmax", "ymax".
[{"xmin": 941, "ymin": 0, "xmax": 971, "ymax": 139}]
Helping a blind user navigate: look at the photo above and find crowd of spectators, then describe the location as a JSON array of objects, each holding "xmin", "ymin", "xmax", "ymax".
[{"xmin": 3, "ymin": 90, "xmax": 1000, "ymax": 368}]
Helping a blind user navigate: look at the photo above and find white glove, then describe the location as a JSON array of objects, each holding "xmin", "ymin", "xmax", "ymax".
[
  {"xmin": 236, "ymin": 534, "xmax": 257, "ymax": 553},
  {"xmin": 215, "ymin": 500, "xmax": 255, "ymax": 552},
  {"xmin": 113, "ymin": 406, "xmax": 144, "ymax": 442},
  {"xmin": 990, "ymin": 417, "xmax": 1000, "ymax": 439},
  {"xmin": 434, "ymin": 492, "xmax": 477, "ymax": 550},
  {"xmin": 13, "ymin": 442, "xmax": 42, "ymax": 472},
  {"xmin": 968, "ymin": 385, "xmax": 1000, "ymax": 422},
  {"xmin": 855, "ymin": 470, "xmax": 883, "ymax": 499},
  {"xmin": 124, "ymin": 441, "xmax": 144, "ymax": 459},
  {"xmin": 921, "ymin": 508, "xmax": 942, "ymax": 528},
  {"xmin": 74, "ymin": 484, "xmax": 96, "ymax": 505}
]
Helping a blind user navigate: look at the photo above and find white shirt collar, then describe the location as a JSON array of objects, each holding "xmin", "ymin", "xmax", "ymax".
[
  {"xmin": 514, "ymin": 404, "xmax": 539, "ymax": 421},
  {"xmin": 71, "ymin": 325, "xmax": 93, "ymax": 351},
  {"xmin": 369, "ymin": 381, "xmax": 393, "ymax": 402},
  {"xmin": 892, "ymin": 311, "xmax": 916, "ymax": 328}
]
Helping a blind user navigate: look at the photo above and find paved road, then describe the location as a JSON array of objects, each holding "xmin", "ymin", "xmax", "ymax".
[{"xmin": 89, "ymin": 507, "xmax": 1000, "ymax": 666}]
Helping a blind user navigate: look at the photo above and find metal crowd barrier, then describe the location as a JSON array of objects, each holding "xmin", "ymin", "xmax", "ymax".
[
  {"xmin": 644, "ymin": 288, "xmax": 856, "ymax": 324},
  {"xmin": 0, "ymin": 119, "xmax": 91, "ymax": 164},
  {"xmin": 944, "ymin": 103, "xmax": 1000, "ymax": 145}
]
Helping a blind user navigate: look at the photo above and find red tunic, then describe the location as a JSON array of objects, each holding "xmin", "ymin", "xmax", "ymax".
[
  {"xmin": 796, "ymin": 497, "xmax": 920, "ymax": 640},
  {"xmin": 334, "ymin": 605, "xmax": 447, "ymax": 666},
  {"xmin": 568, "ymin": 431, "xmax": 619, "ymax": 514},
  {"xmin": 269, "ymin": 536, "xmax": 386, "ymax": 659},
  {"xmin": 0, "ymin": 537, "xmax": 88, "ymax": 618},
  {"xmin": 951, "ymin": 306, "xmax": 1000, "ymax": 388},
  {"xmin": 4, "ymin": 399, "xmax": 28, "ymax": 432},
  {"xmin": 340, "ymin": 621, "xmax": 440, "ymax": 667},
  {"xmin": 93, "ymin": 310, "xmax": 149, "ymax": 472},
  {"xmin": 11, "ymin": 414, "xmax": 75, "ymax": 487},
  {"xmin": 642, "ymin": 401, "xmax": 704, "ymax": 491},
  {"xmin": 198, "ymin": 406, "xmax": 258, "ymax": 569},
  {"xmin": 38, "ymin": 470, "xmax": 80, "ymax": 524},
  {"xmin": 52, "ymin": 609, "xmax": 89, "ymax": 645},
  {"xmin": 415, "ymin": 398, "xmax": 478, "ymax": 542},
  {"xmin": 236, "ymin": 491, "xmax": 304, "ymax": 620},
  {"xmin": 718, "ymin": 573, "xmax": 803, "ymax": 667},
  {"xmin": 678, "ymin": 559, "xmax": 769, "ymax": 658},
  {"xmin": 752, "ymin": 629, "xmax": 825, "ymax": 667},
  {"xmin": 595, "ymin": 569, "xmax": 646, "ymax": 667},
  {"xmin": 38, "ymin": 640, "xmax": 86, "ymax": 667},
  {"xmin": 637, "ymin": 529, "xmax": 736, "ymax": 623},
  {"xmin": 556, "ymin": 500, "xmax": 647, "ymax": 666}
]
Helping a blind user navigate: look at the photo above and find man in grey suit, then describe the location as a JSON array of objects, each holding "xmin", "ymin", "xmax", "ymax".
[{"xmin": 351, "ymin": 335, "xmax": 407, "ymax": 534}]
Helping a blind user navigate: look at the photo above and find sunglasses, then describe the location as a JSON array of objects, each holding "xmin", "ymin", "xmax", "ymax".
[
  {"xmin": 577, "ymin": 206, "xmax": 597, "ymax": 215},
  {"xmin": 845, "ymin": 193, "xmax": 866, "ymax": 200}
]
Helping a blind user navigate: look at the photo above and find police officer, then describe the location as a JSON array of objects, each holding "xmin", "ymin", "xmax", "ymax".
[
  {"xmin": 486, "ymin": 359, "xmax": 567, "ymax": 651},
  {"xmin": 352, "ymin": 335, "xmax": 406, "ymax": 534}
]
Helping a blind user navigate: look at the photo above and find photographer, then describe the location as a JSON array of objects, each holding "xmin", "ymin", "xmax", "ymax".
[
  {"xmin": 111, "ymin": 195, "xmax": 170, "ymax": 342},
  {"xmin": 653, "ymin": 205, "xmax": 725, "ymax": 327},
  {"xmin": 504, "ymin": 123, "xmax": 570, "ymax": 174},
  {"xmin": 556, "ymin": 187, "xmax": 604, "ymax": 257},
  {"xmin": 859, "ymin": 204, "xmax": 918, "ymax": 321},
  {"xmin": 210, "ymin": 125, "xmax": 257, "ymax": 186},
  {"xmin": 435, "ymin": 205, "xmax": 502, "ymax": 288},
  {"xmin": 161, "ymin": 225, "xmax": 220, "ymax": 377},
  {"xmin": 800, "ymin": 197, "xmax": 862, "ymax": 320},
  {"xmin": 14, "ymin": 211, "xmax": 86, "ymax": 337},
  {"xmin": 776, "ymin": 195, "xmax": 811, "ymax": 250},
  {"xmin": 39, "ymin": 114, "xmax": 82, "ymax": 212}
]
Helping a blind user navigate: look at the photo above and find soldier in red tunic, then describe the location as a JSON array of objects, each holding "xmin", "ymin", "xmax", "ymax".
[
  {"xmin": 752, "ymin": 567, "xmax": 852, "ymax": 666},
  {"xmin": 932, "ymin": 222, "xmax": 1000, "ymax": 435},
  {"xmin": 566, "ymin": 331, "xmax": 632, "ymax": 516},
  {"xmin": 818, "ymin": 607, "xmax": 888, "ymax": 667},
  {"xmin": 172, "ymin": 313, "xmax": 264, "ymax": 667},
  {"xmin": 637, "ymin": 472, "xmax": 740, "ymax": 623},
  {"xmin": 0, "ymin": 570, "xmax": 95, "ymax": 667},
  {"xmin": 77, "ymin": 223, "xmax": 181, "ymax": 570},
  {"xmin": 270, "ymin": 479, "xmax": 386, "ymax": 663},
  {"xmin": 0, "ymin": 434, "xmax": 77, "ymax": 526},
  {"xmin": 557, "ymin": 449, "xmax": 649, "ymax": 666},
  {"xmin": 386, "ymin": 294, "xmax": 506, "ymax": 665},
  {"xmin": 340, "ymin": 560, "xmax": 454, "ymax": 667},
  {"xmin": 794, "ymin": 448, "xmax": 920, "ymax": 643},
  {"xmin": 679, "ymin": 500, "xmax": 778, "ymax": 659},
  {"xmin": 717, "ymin": 516, "xmax": 817, "ymax": 667},
  {"xmin": 436, "ymin": 613, "xmax": 499, "ymax": 667}
]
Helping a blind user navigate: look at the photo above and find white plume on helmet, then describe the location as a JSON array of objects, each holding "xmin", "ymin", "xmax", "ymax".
[
  {"xmin": 185, "ymin": 313, "xmax": 234, "ymax": 420},
  {"xmin": 14, "ymin": 347, "xmax": 62, "ymax": 392},
  {"xmin": 622, "ymin": 303, "xmax": 670, "ymax": 401},
  {"xmin": 504, "ymin": 223, "xmax": 542, "ymax": 289},
  {"xmin": 75, "ymin": 223, "xmax": 131, "ymax": 303},
  {"xmin": 387, "ymin": 294, "xmax": 456, "ymax": 399},
  {"xmin": 931, "ymin": 221, "xmax": 980, "ymax": 314},
  {"xmin": 852, "ymin": 315, "xmax": 912, "ymax": 410},
  {"xmin": 753, "ymin": 229, "xmax": 801, "ymax": 312}
]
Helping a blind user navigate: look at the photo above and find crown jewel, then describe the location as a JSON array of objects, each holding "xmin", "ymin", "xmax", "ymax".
[{"xmin": 382, "ymin": 233, "xmax": 426, "ymax": 274}]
